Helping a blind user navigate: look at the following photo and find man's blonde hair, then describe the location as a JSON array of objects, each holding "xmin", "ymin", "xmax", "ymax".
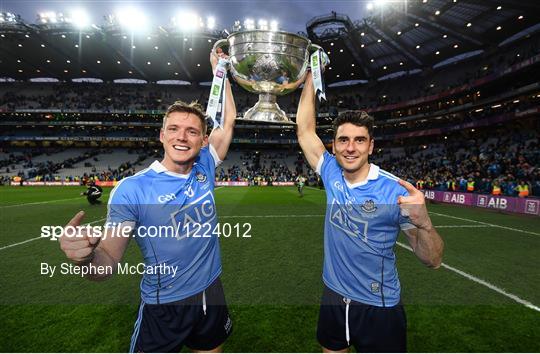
[{"xmin": 162, "ymin": 100, "xmax": 207, "ymax": 134}]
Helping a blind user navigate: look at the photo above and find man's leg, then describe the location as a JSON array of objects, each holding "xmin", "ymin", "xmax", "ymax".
[
  {"xmin": 350, "ymin": 303, "xmax": 407, "ymax": 353},
  {"xmin": 185, "ymin": 278, "xmax": 233, "ymax": 352},
  {"xmin": 130, "ymin": 300, "xmax": 196, "ymax": 353},
  {"xmin": 317, "ymin": 286, "xmax": 350, "ymax": 352}
]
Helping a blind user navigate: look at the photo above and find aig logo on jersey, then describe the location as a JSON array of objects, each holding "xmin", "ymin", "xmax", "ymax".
[{"xmin": 158, "ymin": 193, "xmax": 176, "ymax": 203}]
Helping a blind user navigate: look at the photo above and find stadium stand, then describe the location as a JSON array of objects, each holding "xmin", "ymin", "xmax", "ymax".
[{"xmin": 0, "ymin": 2, "xmax": 538, "ymax": 197}]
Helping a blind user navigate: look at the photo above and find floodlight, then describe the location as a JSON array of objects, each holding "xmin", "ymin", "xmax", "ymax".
[
  {"xmin": 244, "ymin": 18, "xmax": 255, "ymax": 30},
  {"xmin": 258, "ymin": 19, "xmax": 268, "ymax": 30},
  {"xmin": 68, "ymin": 9, "xmax": 90, "ymax": 29},
  {"xmin": 270, "ymin": 20, "xmax": 278, "ymax": 31},
  {"xmin": 0, "ymin": 12, "xmax": 17, "ymax": 23},
  {"xmin": 174, "ymin": 12, "xmax": 200, "ymax": 32},
  {"xmin": 38, "ymin": 11, "xmax": 58, "ymax": 24},
  {"xmin": 207, "ymin": 16, "xmax": 215, "ymax": 29},
  {"xmin": 116, "ymin": 8, "xmax": 148, "ymax": 32}
]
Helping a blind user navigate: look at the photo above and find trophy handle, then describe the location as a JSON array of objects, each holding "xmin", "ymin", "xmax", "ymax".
[
  {"xmin": 212, "ymin": 39, "xmax": 229, "ymax": 55},
  {"xmin": 212, "ymin": 39, "xmax": 230, "ymax": 71},
  {"xmin": 308, "ymin": 44, "xmax": 323, "ymax": 53}
]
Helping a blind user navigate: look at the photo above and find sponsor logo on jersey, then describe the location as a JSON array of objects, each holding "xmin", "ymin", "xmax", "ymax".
[{"xmin": 158, "ymin": 193, "xmax": 176, "ymax": 203}]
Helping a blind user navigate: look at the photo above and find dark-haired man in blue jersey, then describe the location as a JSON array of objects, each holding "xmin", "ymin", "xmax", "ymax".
[
  {"xmin": 296, "ymin": 73, "xmax": 444, "ymax": 353},
  {"xmin": 59, "ymin": 51, "xmax": 236, "ymax": 352}
]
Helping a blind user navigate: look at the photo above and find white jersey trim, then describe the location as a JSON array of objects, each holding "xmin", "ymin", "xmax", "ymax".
[
  {"xmin": 149, "ymin": 161, "xmax": 190, "ymax": 179},
  {"xmin": 344, "ymin": 164, "xmax": 380, "ymax": 189},
  {"xmin": 208, "ymin": 144, "xmax": 222, "ymax": 168},
  {"xmin": 400, "ymin": 222, "xmax": 417, "ymax": 231},
  {"xmin": 315, "ymin": 153, "xmax": 325, "ymax": 175},
  {"xmin": 379, "ymin": 169, "xmax": 400, "ymax": 181}
]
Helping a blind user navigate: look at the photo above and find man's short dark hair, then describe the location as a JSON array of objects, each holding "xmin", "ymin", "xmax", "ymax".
[
  {"xmin": 163, "ymin": 100, "xmax": 207, "ymax": 134},
  {"xmin": 332, "ymin": 111, "xmax": 374, "ymax": 139}
]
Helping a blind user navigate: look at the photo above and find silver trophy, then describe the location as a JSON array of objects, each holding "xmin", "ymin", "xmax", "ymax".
[{"xmin": 213, "ymin": 30, "xmax": 324, "ymax": 124}]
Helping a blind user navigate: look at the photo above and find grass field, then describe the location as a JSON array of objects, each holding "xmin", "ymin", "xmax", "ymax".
[{"xmin": 0, "ymin": 185, "xmax": 539, "ymax": 352}]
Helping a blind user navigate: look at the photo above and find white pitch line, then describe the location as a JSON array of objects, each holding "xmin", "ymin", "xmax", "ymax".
[
  {"xmin": 396, "ymin": 241, "xmax": 540, "ymax": 313},
  {"xmin": 1, "ymin": 187, "xmax": 221, "ymax": 249},
  {"xmin": 0, "ymin": 217, "xmax": 106, "ymax": 251},
  {"xmin": 429, "ymin": 211, "xmax": 540, "ymax": 236},
  {"xmin": 220, "ymin": 214, "xmax": 325, "ymax": 218},
  {"xmin": 433, "ymin": 225, "xmax": 490, "ymax": 228},
  {"xmin": 305, "ymin": 187, "xmax": 539, "ymax": 236},
  {"xmin": 0, "ymin": 187, "xmax": 221, "ymax": 247},
  {"xmin": 0, "ymin": 197, "xmax": 82, "ymax": 208},
  {"xmin": 1, "ymin": 191, "xmax": 113, "ymax": 209}
]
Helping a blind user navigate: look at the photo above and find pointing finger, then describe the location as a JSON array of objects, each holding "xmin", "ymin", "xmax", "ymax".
[
  {"xmin": 66, "ymin": 211, "xmax": 85, "ymax": 227},
  {"xmin": 398, "ymin": 195, "xmax": 415, "ymax": 204},
  {"xmin": 398, "ymin": 179, "xmax": 420, "ymax": 195},
  {"xmin": 88, "ymin": 234, "xmax": 101, "ymax": 246}
]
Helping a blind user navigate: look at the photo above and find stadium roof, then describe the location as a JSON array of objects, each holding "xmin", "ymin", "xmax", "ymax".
[
  {"xmin": 0, "ymin": 0, "xmax": 539, "ymax": 84},
  {"xmin": 307, "ymin": 0, "xmax": 540, "ymax": 81}
]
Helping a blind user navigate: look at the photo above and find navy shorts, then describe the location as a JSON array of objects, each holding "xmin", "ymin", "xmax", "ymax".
[
  {"xmin": 317, "ymin": 285, "xmax": 407, "ymax": 352},
  {"xmin": 130, "ymin": 277, "xmax": 232, "ymax": 353}
]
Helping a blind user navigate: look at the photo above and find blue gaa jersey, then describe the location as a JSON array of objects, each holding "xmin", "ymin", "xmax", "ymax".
[
  {"xmin": 316, "ymin": 151, "xmax": 415, "ymax": 307},
  {"xmin": 106, "ymin": 145, "xmax": 222, "ymax": 304}
]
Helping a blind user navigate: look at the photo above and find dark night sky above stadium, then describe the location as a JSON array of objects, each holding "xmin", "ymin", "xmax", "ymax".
[{"xmin": 1, "ymin": 0, "xmax": 369, "ymax": 33}]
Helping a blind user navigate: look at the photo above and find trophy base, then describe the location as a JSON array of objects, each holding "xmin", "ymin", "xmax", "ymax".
[{"xmin": 242, "ymin": 93, "xmax": 295, "ymax": 124}]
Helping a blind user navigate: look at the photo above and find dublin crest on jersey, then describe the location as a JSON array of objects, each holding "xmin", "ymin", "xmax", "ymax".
[
  {"xmin": 361, "ymin": 199, "xmax": 377, "ymax": 213},
  {"xmin": 196, "ymin": 172, "xmax": 207, "ymax": 183}
]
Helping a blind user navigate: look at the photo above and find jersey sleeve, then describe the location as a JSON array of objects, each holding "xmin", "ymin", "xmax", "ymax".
[
  {"xmin": 106, "ymin": 180, "xmax": 138, "ymax": 226},
  {"xmin": 315, "ymin": 151, "xmax": 340, "ymax": 186},
  {"xmin": 196, "ymin": 145, "xmax": 222, "ymax": 178}
]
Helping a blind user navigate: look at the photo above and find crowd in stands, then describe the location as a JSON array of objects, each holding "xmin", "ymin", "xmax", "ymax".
[
  {"xmin": 1, "ymin": 34, "xmax": 538, "ymax": 197},
  {"xmin": 372, "ymin": 123, "xmax": 539, "ymax": 198},
  {"xmin": 0, "ymin": 148, "xmax": 155, "ymax": 184},
  {"xmin": 0, "ymin": 84, "xmax": 203, "ymax": 112},
  {"xmin": 1, "ymin": 120, "xmax": 538, "ymax": 198},
  {"xmin": 217, "ymin": 151, "xmax": 303, "ymax": 184}
]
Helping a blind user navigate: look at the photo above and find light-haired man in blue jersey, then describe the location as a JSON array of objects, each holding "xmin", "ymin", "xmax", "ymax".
[
  {"xmin": 297, "ymin": 73, "xmax": 444, "ymax": 353},
  {"xmin": 59, "ymin": 52, "xmax": 236, "ymax": 352}
]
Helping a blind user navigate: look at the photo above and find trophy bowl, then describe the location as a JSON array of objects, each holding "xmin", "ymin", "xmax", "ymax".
[{"xmin": 213, "ymin": 30, "xmax": 323, "ymax": 124}]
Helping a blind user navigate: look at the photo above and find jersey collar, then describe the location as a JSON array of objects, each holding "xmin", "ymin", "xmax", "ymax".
[
  {"xmin": 344, "ymin": 163, "xmax": 380, "ymax": 189},
  {"xmin": 150, "ymin": 160, "xmax": 190, "ymax": 179}
]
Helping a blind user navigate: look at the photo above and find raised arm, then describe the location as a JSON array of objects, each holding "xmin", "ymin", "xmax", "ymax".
[
  {"xmin": 296, "ymin": 72, "xmax": 326, "ymax": 170},
  {"xmin": 208, "ymin": 51, "xmax": 236, "ymax": 161}
]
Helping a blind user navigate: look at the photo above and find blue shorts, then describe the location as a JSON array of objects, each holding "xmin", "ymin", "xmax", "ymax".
[
  {"xmin": 130, "ymin": 277, "xmax": 232, "ymax": 352},
  {"xmin": 317, "ymin": 285, "xmax": 407, "ymax": 352}
]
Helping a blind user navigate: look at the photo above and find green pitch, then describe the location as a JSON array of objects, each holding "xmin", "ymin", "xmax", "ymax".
[{"xmin": 0, "ymin": 186, "xmax": 539, "ymax": 352}]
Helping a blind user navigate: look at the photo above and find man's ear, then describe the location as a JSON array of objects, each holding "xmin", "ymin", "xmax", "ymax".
[
  {"xmin": 369, "ymin": 138, "xmax": 374, "ymax": 155},
  {"xmin": 159, "ymin": 128, "xmax": 164, "ymax": 144},
  {"xmin": 202, "ymin": 135, "xmax": 209, "ymax": 147},
  {"xmin": 332, "ymin": 140, "xmax": 336, "ymax": 154}
]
